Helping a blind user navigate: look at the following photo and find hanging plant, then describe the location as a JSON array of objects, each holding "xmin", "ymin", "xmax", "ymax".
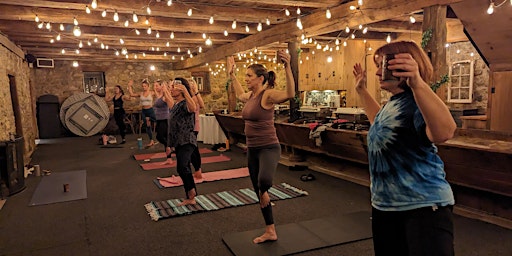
[
  {"xmin": 421, "ymin": 28, "xmax": 433, "ymax": 49},
  {"xmin": 431, "ymin": 74, "xmax": 449, "ymax": 92}
]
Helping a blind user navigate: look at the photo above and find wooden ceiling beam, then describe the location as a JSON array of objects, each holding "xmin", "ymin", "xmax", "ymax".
[
  {"xmin": 173, "ymin": 0, "xmax": 464, "ymax": 69},
  {"xmin": 0, "ymin": 0, "xmax": 287, "ymax": 24}
]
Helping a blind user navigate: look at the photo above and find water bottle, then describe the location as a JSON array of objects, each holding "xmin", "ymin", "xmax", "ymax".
[{"xmin": 137, "ymin": 138, "xmax": 143, "ymax": 149}]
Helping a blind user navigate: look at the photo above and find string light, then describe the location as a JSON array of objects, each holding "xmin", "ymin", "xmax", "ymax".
[
  {"xmin": 296, "ymin": 18, "xmax": 303, "ymax": 30},
  {"xmin": 187, "ymin": 8, "xmax": 192, "ymax": 16},
  {"xmin": 124, "ymin": 20, "xmax": 129, "ymax": 27},
  {"xmin": 135, "ymin": 29, "xmax": 140, "ymax": 35},
  {"xmin": 209, "ymin": 16, "xmax": 214, "ymax": 24},
  {"xmin": 35, "ymin": 15, "xmax": 39, "ymax": 22},
  {"xmin": 297, "ymin": 8, "xmax": 301, "ymax": 15},
  {"xmin": 73, "ymin": 26, "xmax": 81, "ymax": 36},
  {"xmin": 205, "ymin": 37, "xmax": 212, "ymax": 46},
  {"xmin": 113, "ymin": 11, "xmax": 119, "ymax": 21},
  {"xmin": 245, "ymin": 24, "xmax": 250, "ymax": 33},
  {"xmin": 102, "ymin": 10, "xmax": 107, "ymax": 17},
  {"xmin": 257, "ymin": 22, "xmax": 262, "ymax": 31},
  {"xmin": 37, "ymin": 22, "xmax": 43, "ymax": 29},
  {"xmin": 232, "ymin": 20, "xmax": 237, "ymax": 29},
  {"xmin": 167, "ymin": 0, "xmax": 173, "ymax": 6},
  {"xmin": 57, "ymin": 34, "xmax": 61, "ymax": 40},
  {"xmin": 326, "ymin": 9, "xmax": 331, "ymax": 19},
  {"xmin": 146, "ymin": 6, "xmax": 151, "ymax": 15},
  {"xmin": 133, "ymin": 12, "xmax": 138, "ymax": 22},
  {"xmin": 73, "ymin": 17, "xmax": 78, "ymax": 25},
  {"xmin": 46, "ymin": 22, "xmax": 51, "ymax": 30},
  {"xmin": 79, "ymin": 41, "xmax": 83, "ymax": 48},
  {"xmin": 345, "ymin": 26, "xmax": 350, "ymax": 33},
  {"xmin": 60, "ymin": 24, "xmax": 64, "ymax": 31},
  {"xmin": 386, "ymin": 34, "xmax": 391, "ymax": 43},
  {"xmin": 224, "ymin": 30, "xmax": 228, "ymax": 36},
  {"xmin": 85, "ymin": 5, "xmax": 91, "ymax": 14},
  {"xmin": 409, "ymin": 15, "xmax": 416, "ymax": 23},
  {"xmin": 487, "ymin": 1, "xmax": 495, "ymax": 14},
  {"xmin": 266, "ymin": 18, "xmax": 270, "ymax": 25},
  {"xmin": 170, "ymin": 31, "xmax": 175, "ymax": 39},
  {"xmin": 285, "ymin": 9, "xmax": 290, "ymax": 16},
  {"xmin": 91, "ymin": 0, "xmax": 97, "ymax": 9},
  {"xmin": 147, "ymin": 26, "xmax": 152, "ymax": 34}
]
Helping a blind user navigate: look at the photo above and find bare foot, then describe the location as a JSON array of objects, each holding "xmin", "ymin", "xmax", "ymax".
[
  {"xmin": 145, "ymin": 140, "xmax": 155, "ymax": 148},
  {"xmin": 259, "ymin": 191, "xmax": 271, "ymax": 208},
  {"xmin": 253, "ymin": 230, "xmax": 277, "ymax": 244},
  {"xmin": 193, "ymin": 169, "xmax": 203, "ymax": 179},
  {"xmin": 158, "ymin": 158, "xmax": 173, "ymax": 165},
  {"xmin": 177, "ymin": 188, "xmax": 197, "ymax": 206},
  {"xmin": 177, "ymin": 198, "xmax": 196, "ymax": 206}
]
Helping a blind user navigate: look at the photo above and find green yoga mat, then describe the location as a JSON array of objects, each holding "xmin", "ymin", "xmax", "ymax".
[
  {"xmin": 29, "ymin": 170, "xmax": 87, "ymax": 206},
  {"xmin": 223, "ymin": 210, "xmax": 372, "ymax": 256},
  {"xmin": 144, "ymin": 183, "xmax": 308, "ymax": 221}
]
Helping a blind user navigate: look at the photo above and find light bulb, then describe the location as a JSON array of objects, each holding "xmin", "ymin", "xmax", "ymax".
[
  {"xmin": 133, "ymin": 12, "xmax": 138, "ymax": 22},
  {"xmin": 102, "ymin": 10, "xmax": 107, "ymax": 17},
  {"xmin": 60, "ymin": 24, "xmax": 64, "ymax": 30},
  {"xmin": 46, "ymin": 22, "xmax": 51, "ymax": 30},
  {"xmin": 57, "ymin": 34, "xmax": 61, "ymax": 40},
  {"xmin": 146, "ymin": 6, "xmax": 151, "ymax": 15},
  {"xmin": 285, "ymin": 9, "xmax": 290, "ymax": 16},
  {"xmin": 124, "ymin": 20, "xmax": 129, "ymax": 27},
  {"xmin": 232, "ymin": 20, "xmax": 237, "ymax": 29},
  {"xmin": 147, "ymin": 27, "xmax": 152, "ymax": 34},
  {"xmin": 79, "ymin": 41, "xmax": 83, "ymax": 48},
  {"xmin": 120, "ymin": 38, "xmax": 124, "ymax": 44},
  {"xmin": 167, "ymin": 0, "xmax": 172, "ymax": 6},
  {"xmin": 224, "ymin": 30, "xmax": 228, "ymax": 36},
  {"xmin": 73, "ymin": 26, "xmax": 81, "ymax": 37},
  {"xmin": 86, "ymin": 6, "xmax": 91, "ymax": 14},
  {"xmin": 187, "ymin": 8, "xmax": 192, "ymax": 16},
  {"xmin": 345, "ymin": 26, "xmax": 350, "ymax": 33},
  {"xmin": 35, "ymin": 15, "xmax": 39, "ymax": 22},
  {"xmin": 409, "ymin": 15, "xmax": 416, "ymax": 23},
  {"xmin": 245, "ymin": 25, "xmax": 250, "ymax": 32},
  {"xmin": 91, "ymin": 0, "xmax": 97, "ymax": 9},
  {"xmin": 297, "ymin": 8, "xmax": 301, "ymax": 15},
  {"xmin": 38, "ymin": 22, "xmax": 43, "ymax": 29},
  {"xmin": 257, "ymin": 23, "xmax": 262, "ymax": 31},
  {"xmin": 296, "ymin": 18, "xmax": 303, "ymax": 30},
  {"xmin": 386, "ymin": 34, "xmax": 391, "ymax": 43},
  {"xmin": 74, "ymin": 17, "xmax": 78, "ymax": 25},
  {"xmin": 170, "ymin": 31, "xmax": 175, "ymax": 39},
  {"xmin": 156, "ymin": 32, "xmax": 160, "ymax": 38},
  {"xmin": 487, "ymin": 2, "xmax": 494, "ymax": 14},
  {"xmin": 209, "ymin": 16, "xmax": 214, "ymax": 24},
  {"xmin": 326, "ymin": 9, "xmax": 331, "ymax": 19},
  {"xmin": 135, "ymin": 29, "xmax": 140, "ymax": 35},
  {"xmin": 266, "ymin": 18, "xmax": 270, "ymax": 25},
  {"xmin": 113, "ymin": 11, "xmax": 119, "ymax": 21}
]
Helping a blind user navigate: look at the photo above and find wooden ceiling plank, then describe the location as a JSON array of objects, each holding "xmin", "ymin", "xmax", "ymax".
[{"xmin": 174, "ymin": 0, "xmax": 464, "ymax": 69}]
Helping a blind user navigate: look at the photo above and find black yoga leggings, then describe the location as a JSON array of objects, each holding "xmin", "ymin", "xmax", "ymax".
[
  {"xmin": 175, "ymin": 143, "xmax": 197, "ymax": 198},
  {"xmin": 191, "ymin": 131, "xmax": 201, "ymax": 171},
  {"xmin": 114, "ymin": 110, "xmax": 126, "ymax": 139},
  {"xmin": 247, "ymin": 143, "xmax": 281, "ymax": 225}
]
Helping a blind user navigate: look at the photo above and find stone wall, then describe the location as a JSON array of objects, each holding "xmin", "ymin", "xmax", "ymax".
[
  {"xmin": 446, "ymin": 41, "xmax": 489, "ymax": 113},
  {"xmin": 0, "ymin": 43, "xmax": 36, "ymax": 160}
]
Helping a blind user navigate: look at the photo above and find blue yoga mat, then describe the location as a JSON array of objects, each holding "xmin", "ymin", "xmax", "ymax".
[{"xmin": 29, "ymin": 170, "xmax": 87, "ymax": 206}]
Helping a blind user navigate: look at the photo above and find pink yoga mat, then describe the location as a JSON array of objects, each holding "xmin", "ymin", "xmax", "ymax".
[
  {"xmin": 133, "ymin": 148, "xmax": 213, "ymax": 160},
  {"xmin": 155, "ymin": 167, "xmax": 249, "ymax": 188},
  {"xmin": 140, "ymin": 154, "xmax": 231, "ymax": 171}
]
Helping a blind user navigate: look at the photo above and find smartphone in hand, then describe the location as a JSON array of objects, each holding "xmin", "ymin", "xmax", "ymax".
[{"xmin": 382, "ymin": 54, "xmax": 400, "ymax": 81}]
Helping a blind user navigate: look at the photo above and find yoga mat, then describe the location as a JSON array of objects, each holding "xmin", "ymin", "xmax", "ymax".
[
  {"xmin": 29, "ymin": 170, "xmax": 87, "ymax": 206},
  {"xmin": 153, "ymin": 167, "xmax": 249, "ymax": 188},
  {"xmin": 133, "ymin": 148, "xmax": 213, "ymax": 160},
  {"xmin": 223, "ymin": 211, "xmax": 372, "ymax": 256},
  {"xmin": 144, "ymin": 183, "xmax": 308, "ymax": 221},
  {"xmin": 140, "ymin": 154, "xmax": 231, "ymax": 171}
]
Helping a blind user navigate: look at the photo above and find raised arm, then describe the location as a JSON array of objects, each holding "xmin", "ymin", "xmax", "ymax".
[
  {"xmin": 227, "ymin": 56, "xmax": 251, "ymax": 102},
  {"xmin": 391, "ymin": 53, "xmax": 456, "ymax": 143},
  {"xmin": 127, "ymin": 80, "xmax": 140, "ymax": 97},
  {"xmin": 161, "ymin": 81, "xmax": 175, "ymax": 107},
  {"xmin": 175, "ymin": 83, "xmax": 196, "ymax": 113},
  {"xmin": 189, "ymin": 80, "xmax": 205, "ymax": 110},
  {"xmin": 265, "ymin": 50, "xmax": 295, "ymax": 104},
  {"xmin": 353, "ymin": 63, "xmax": 381, "ymax": 124}
]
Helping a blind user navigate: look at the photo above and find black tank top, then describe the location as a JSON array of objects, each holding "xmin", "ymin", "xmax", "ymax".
[{"xmin": 113, "ymin": 95, "xmax": 124, "ymax": 110}]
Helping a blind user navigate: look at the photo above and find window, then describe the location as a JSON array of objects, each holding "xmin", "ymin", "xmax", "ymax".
[
  {"xmin": 191, "ymin": 71, "xmax": 210, "ymax": 93},
  {"xmin": 448, "ymin": 60, "xmax": 474, "ymax": 103},
  {"xmin": 83, "ymin": 72, "xmax": 106, "ymax": 97}
]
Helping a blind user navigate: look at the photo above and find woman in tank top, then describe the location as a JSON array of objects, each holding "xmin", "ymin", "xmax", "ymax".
[
  {"xmin": 128, "ymin": 79, "xmax": 157, "ymax": 147},
  {"xmin": 227, "ymin": 50, "xmax": 295, "ymax": 244},
  {"xmin": 153, "ymin": 79, "xmax": 175, "ymax": 164},
  {"xmin": 110, "ymin": 85, "xmax": 131, "ymax": 144}
]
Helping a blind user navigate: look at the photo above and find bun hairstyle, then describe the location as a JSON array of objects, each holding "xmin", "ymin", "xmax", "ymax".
[
  {"xmin": 115, "ymin": 85, "xmax": 124, "ymax": 95},
  {"xmin": 174, "ymin": 77, "xmax": 192, "ymax": 96},
  {"xmin": 248, "ymin": 64, "xmax": 275, "ymax": 87}
]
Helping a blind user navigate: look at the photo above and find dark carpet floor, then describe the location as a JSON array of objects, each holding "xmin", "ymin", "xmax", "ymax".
[{"xmin": 1, "ymin": 134, "xmax": 512, "ymax": 256}]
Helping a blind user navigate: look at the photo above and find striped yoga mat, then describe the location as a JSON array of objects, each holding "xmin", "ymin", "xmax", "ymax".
[
  {"xmin": 154, "ymin": 167, "xmax": 249, "ymax": 188},
  {"xmin": 144, "ymin": 183, "xmax": 308, "ymax": 221}
]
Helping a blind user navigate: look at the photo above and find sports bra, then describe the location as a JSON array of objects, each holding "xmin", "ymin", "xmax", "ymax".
[{"xmin": 140, "ymin": 93, "xmax": 153, "ymax": 107}]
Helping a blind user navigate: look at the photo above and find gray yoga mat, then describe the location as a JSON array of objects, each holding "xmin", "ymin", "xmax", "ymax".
[
  {"xmin": 222, "ymin": 210, "xmax": 372, "ymax": 256},
  {"xmin": 29, "ymin": 170, "xmax": 87, "ymax": 206}
]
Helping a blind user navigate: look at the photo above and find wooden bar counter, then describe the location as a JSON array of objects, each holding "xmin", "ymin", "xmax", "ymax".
[{"xmin": 215, "ymin": 112, "xmax": 512, "ymax": 229}]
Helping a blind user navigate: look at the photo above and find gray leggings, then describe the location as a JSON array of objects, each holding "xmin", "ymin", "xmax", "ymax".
[{"xmin": 247, "ymin": 143, "xmax": 281, "ymax": 225}]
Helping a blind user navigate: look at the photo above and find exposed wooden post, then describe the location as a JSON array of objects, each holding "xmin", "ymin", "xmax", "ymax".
[
  {"xmin": 287, "ymin": 40, "xmax": 301, "ymax": 122},
  {"xmin": 422, "ymin": 5, "xmax": 448, "ymax": 101},
  {"xmin": 226, "ymin": 56, "xmax": 237, "ymax": 113}
]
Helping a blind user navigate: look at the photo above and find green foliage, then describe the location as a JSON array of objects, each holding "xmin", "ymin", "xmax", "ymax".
[
  {"xmin": 431, "ymin": 74, "xmax": 449, "ymax": 92},
  {"xmin": 421, "ymin": 28, "xmax": 433, "ymax": 49}
]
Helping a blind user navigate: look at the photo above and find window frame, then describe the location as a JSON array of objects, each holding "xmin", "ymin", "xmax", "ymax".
[{"xmin": 447, "ymin": 60, "xmax": 474, "ymax": 103}]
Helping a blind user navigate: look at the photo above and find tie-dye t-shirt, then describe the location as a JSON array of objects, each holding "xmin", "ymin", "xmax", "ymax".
[{"xmin": 367, "ymin": 90, "xmax": 454, "ymax": 211}]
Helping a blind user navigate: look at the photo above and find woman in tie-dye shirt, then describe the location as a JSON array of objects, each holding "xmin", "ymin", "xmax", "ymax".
[{"xmin": 353, "ymin": 41, "xmax": 457, "ymax": 256}]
